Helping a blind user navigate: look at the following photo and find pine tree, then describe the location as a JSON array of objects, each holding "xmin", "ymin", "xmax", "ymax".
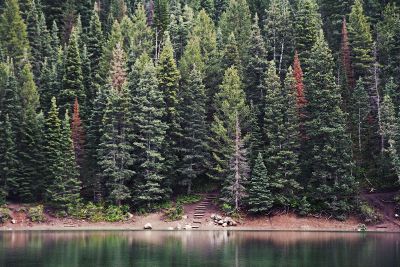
[
  {"xmin": 220, "ymin": 32, "xmax": 241, "ymax": 71},
  {"xmin": 264, "ymin": 0, "xmax": 294, "ymax": 76},
  {"xmin": 381, "ymin": 85, "xmax": 400, "ymax": 183},
  {"xmin": 214, "ymin": 0, "xmax": 228, "ymax": 22},
  {"xmin": 293, "ymin": 0, "xmax": 322, "ymax": 73},
  {"xmin": 129, "ymin": 4, "xmax": 153, "ymax": 60},
  {"xmin": 245, "ymin": 14, "xmax": 268, "ymax": 112},
  {"xmin": 157, "ymin": 33, "xmax": 181, "ymax": 187},
  {"xmin": 154, "ymin": 0, "xmax": 169, "ymax": 59},
  {"xmin": 263, "ymin": 62, "xmax": 301, "ymax": 208},
  {"xmin": 87, "ymin": 10, "xmax": 104, "ymax": 87},
  {"xmin": 15, "ymin": 62, "xmax": 41, "ymax": 201},
  {"xmin": 340, "ymin": 17, "xmax": 355, "ymax": 94},
  {"xmin": 221, "ymin": 115, "xmax": 249, "ymax": 213},
  {"xmin": 219, "ymin": 0, "xmax": 251, "ymax": 64},
  {"xmin": 247, "ymin": 153, "xmax": 273, "ymax": 214},
  {"xmin": 98, "ymin": 43, "xmax": 134, "ymax": 205},
  {"xmin": 201, "ymin": 0, "xmax": 215, "ymax": 18},
  {"xmin": 179, "ymin": 66, "xmax": 208, "ymax": 194},
  {"xmin": 179, "ymin": 36, "xmax": 204, "ymax": 81},
  {"xmin": 209, "ymin": 66, "xmax": 248, "ymax": 181},
  {"xmin": 349, "ymin": 78, "xmax": 370, "ymax": 170},
  {"xmin": 71, "ymin": 98, "xmax": 85, "ymax": 172},
  {"xmin": 60, "ymin": 28, "xmax": 85, "ymax": 115},
  {"xmin": 0, "ymin": 114, "xmax": 18, "ymax": 204},
  {"xmin": 47, "ymin": 109, "xmax": 81, "ymax": 209},
  {"xmin": 0, "ymin": 0, "xmax": 30, "ymax": 66},
  {"xmin": 377, "ymin": 3, "xmax": 400, "ymax": 87},
  {"xmin": 348, "ymin": 0, "xmax": 374, "ymax": 81},
  {"xmin": 304, "ymin": 31, "xmax": 356, "ymax": 216},
  {"xmin": 99, "ymin": 20, "xmax": 122, "ymax": 84},
  {"xmin": 319, "ymin": 0, "xmax": 352, "ymax": 53},
  {"xmin": 190, "ymin": 9, "xmax": 216, "ymax": 63},
  {"xmin": 130, "ymin": 53, "xmax": 168, "ymax": 208}
]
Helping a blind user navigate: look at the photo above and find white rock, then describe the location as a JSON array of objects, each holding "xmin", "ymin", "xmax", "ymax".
[
  {"xmin": 175, "ymin": 224, "xmax": 182, "ymax": 230},
  {"xmin": 11, "ymin": 219, "xmax": 16, "ymax": 224},
  {"xmin": 210, "ymin": 214, "xmax": 216, "ymax": 219},
  {"xmin": 144, "ymin": 223, "xmax": 152, "ymax": 230},
  {"xmin": 167, "ymin": 227, "xmax": 174, "ymax": 230},
  {"xmin": 218, "ymin": 220, "xmax": 224, "ymax": 225},
  {"xmin": 182, "ymin": 215, "xmax": 188, "ymax": 219},
  {"xmin": 184, "ymin": 224, "xmax": 192, "ymax": 230},
  {"xmin": 222, "ymin": 223, "xmax": 227, "ymax": 227},
  {"xmin": 395, "ymin": 214, "xmax": 399, "ymax": 218},
  {"xmin": 128, "ymin": 212, "xmax": 134, "ymax": 219},
  {"xmin": 216, "ymin": 215, "xmax": 222, "ymax": 221}
]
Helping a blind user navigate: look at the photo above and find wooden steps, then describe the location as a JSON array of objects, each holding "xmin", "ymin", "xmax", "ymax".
[{"xmin": 189, "ymin": 194, "xmax": 219, "ymax": 229}]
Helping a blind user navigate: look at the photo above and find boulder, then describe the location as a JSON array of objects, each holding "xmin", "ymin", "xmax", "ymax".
[
  {"xmin": 230, "ymin": 220, "xmax": 237, "ymax": 227},
  {"xmin": 144, "ymin": 223, "xmax": 152, "ymax": 230},
  {"xmin": 127, "ymin": 212, "xmax": 134, "ymax": 219},
  {"xmin": 216, "ymin": 215, "xmax": 222, "ymax": 221},
  {"xmin": 222, "ymin": 223, "xmax": 227, "ymax": 227},
  {"xmin": 218, "ymin": 220, "xmax": 224, "ymax": 225},
  {"xmin": 11, "ymin": 219, "xmax": 16, "ymax": 224},
  {"xmin": 182, "ymin": 215, "xmax": 188, "ymax": 219},
  {"xmin": 210, "ymin": 214, "xmax": 216, "ymax": 220},
  {"xmin": 167, "ymin": 227, "xmax": 174, "ymax": 230},
  {"xmin": 184, "ymin": 224, "xmax": 192, "ymax": 230},
  {"xmin": 175, "ymin": 223, "xmax": 182, "ymax": 230}
]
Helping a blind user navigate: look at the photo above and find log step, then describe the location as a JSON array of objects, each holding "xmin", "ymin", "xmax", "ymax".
[
  {"xmin": 192, "ymin": 225, "xmax": 200, "ymax": 229},
  {"xmin": 193, "ymin": 221, "xmax": 202, "ymax": 224}
]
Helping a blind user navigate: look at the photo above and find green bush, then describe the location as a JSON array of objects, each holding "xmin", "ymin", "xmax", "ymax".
[
  {"xmin": 297, "ymin": 196, "xmax": 311, "ymax": 217},
  {"xmin": 164, "ymin": 204, "xmax": 184, "ymax": 221},
  {"xmin": 222, "ymin": 203, "xmax": 234, "ymax": 214},
  {"xmin": 0, "ymin": 207, "xmax": 11, "ymax": 223},
  {"xmin": 28, "ymin": 205, "xmax": 46, "ymax": 222},
  {"xmin": 67, "ymin": 202, "xmax": 105, "ymax": 222},
  {"xmin": 176, "ymin": 194, "xmax": 202, "ymax": 205},
  {"xmin": 359, "ymin": 202, "xmax": 380, "ymax": 224},
  {"xmin": 104, "ymin": 205, "xmax": 129, "ymax": 222}
]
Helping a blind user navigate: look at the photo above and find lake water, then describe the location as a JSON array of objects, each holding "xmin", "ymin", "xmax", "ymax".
[{"xmin": 0, "ymin": 231, "xmax": 399, "ymax": 267}]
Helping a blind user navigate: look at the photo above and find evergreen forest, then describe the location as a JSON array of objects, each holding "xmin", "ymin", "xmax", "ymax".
[{"xmin": 0, "ymin": 0, "xmax": 400, "ymax": 220}]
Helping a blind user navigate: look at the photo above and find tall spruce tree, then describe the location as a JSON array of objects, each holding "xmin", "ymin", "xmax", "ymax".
[
  {"xmin": 263, "ymin": 62, "xmax": 301, "ymax": 208},
  {"xmin": 157, "ymin": 33, "xmax": 181, "ymax": 188},
  {"xmin": 0, "ymin": 0, "xmax": 30, "ymax": 67},
  {"xmin": 0, "ymin": 114, "xmax": 18, "ymax": 204},
  {"xmin": 221, "ymin": 115, "xmax": 249, "ymax": 213},
  {"xmin": 130, "ymin": 54, "xmax": 168, "ymax": 208},
  {"xmin": 348, "ymin": 0, "xmax": 374, "ymax": 81},
  {"xmin": 209, "ymin": 66, "xmax": 248, "ymax": 181},
  {"xmin": 247, "ymin": 153, "xmax": 273, "ymax": 214},
  {"xmin": 304, "ymin": 31, "xmax": 356, "ymax": 216},
  {"xmin": 179, "ymin": 66, "xmax": 208, "ymax": 194},
  {"xmin": 98, "ymin": 43, "xmax": 133, "ymax": 205},
  {"xmin": 60, "ymin": 28, "xmax": 85, "ymax": 115}
]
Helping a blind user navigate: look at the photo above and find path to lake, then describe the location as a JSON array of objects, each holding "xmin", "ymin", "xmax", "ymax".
[{"xmin": 0, "ymin": 231, "xmax": 399, "ymax": 267}]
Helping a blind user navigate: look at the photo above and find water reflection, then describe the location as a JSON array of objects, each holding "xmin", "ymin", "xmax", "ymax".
[{"xmin": 0, "ymin": 231, "xmax": 399, "ymax": 267}]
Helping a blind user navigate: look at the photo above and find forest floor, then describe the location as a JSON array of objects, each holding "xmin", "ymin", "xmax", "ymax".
[{"xmin": 1, "ymin": 192, "xmax": 399, "ymax": 232}]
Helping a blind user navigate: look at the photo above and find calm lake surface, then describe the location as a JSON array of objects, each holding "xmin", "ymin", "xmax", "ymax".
[{"xmin": 0, "ymin": 231, "xmax": 399, "ymax": 267}]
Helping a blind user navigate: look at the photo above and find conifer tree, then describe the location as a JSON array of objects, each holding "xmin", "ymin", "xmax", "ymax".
[
  {"xmin": 0, "ymin": 0, "xmax": 30, "ymax": 66},
  {"xmin": 47, "ymin": 109, "xmax": 81, "ymax": 209},
  {"xmin": 71, "ymin": 98, "xmax": 85, "ymax": 172},
  {"xmin": 98, "ymin": 43, "xmax": 134, "ymax": 205},
  {"xmin": 129, "ymin": 4, "xmax": 153, "ymax": 60},
  {"xmin": 179, "ymin": 36, "xmax": 204, "ymax": 81},
  {"xmin": 209, "ymin": 66, "xmax": 248, "ymax": 181},
  {"xmin": 219, "ymin": 0, "xmax": 251, "ymax": 63},
  {"xmin": 247, "ymin": 153, "xmax": 273, "ymax": 214},
  {"xmin": 293, "ymin": 0, "xmax": 322, "ymax": 73},
  {"xmin": 293, "ymin": 51, "xmax": 307, "ymax": 120},
  {"xmin": 130, "ymin": 54, "xmax": 168, "ymax": 208},
  {"xmin": 99, "ymin": 20, "xmax": 122, "ymax": 83},
  {"xmin": 264, "ymin": 0, "xmax": 293, "ymax": 75},
  {"xmin": 0, "ymin": 114, "xmax": 18, "ymax": 204},
  {"xmin": 340, "ymin": 17, "xmax": 355, "ymax": 92},
  {"xmin": 381, "ymin": 85, "xmax": 400, "ymax": 182},
  {"xmin": 15, "ymin": 62, "xmax": 41, "ymax": 201},
  {"xmin": 60, "ymin": 28, "xmax": 85, "ymax": 115},
  {"xmin": 168, "ymin": 3, "xmax": 193, "ymax": 60},
  {"xmin": 220, "ymin": 33, "xmax": 241, "ymax": 71},
  {"xmin": 179, "ymin": 66, "xmax": 208, "ymax": 194},
  {"xmin": 221, "ymin": 115, "xmax": 249, "ymax": 213},
  {"xmin": 263, "ymin": 62, "xmax": 301, "ymax": 208},
  {"xmin": 245, "ymin": 14, "xmax": 268, "ymax": 113},
  {"xmin": 190, "ymin": 9, "xmax": 216, "ymax": 63},
  {"xmin": 214, "ymin": 0, "xmax": 228, "ymax": 22},
  {"xmin": 87, "ymin": 10, "xmax": 104, "ymax": 86},
  {"xmin": 157, "ymin": 33, "xmax": 181, "ymax": 187},
  {"xmin": 348, "ymin": 0, "xmax": 374, "ymax": 81},
  {"xmin": 304, "ymin": 31, "xmax": 356, "ymax": 215}
]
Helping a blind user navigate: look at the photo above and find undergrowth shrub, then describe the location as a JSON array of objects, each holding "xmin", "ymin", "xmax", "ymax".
[
  {"xmin": 28, "ymin": 205, "xmax": 46, "ymax": 222},
  {"xmin": 358, "ymin": 201, "xmax": 380, "ymax": 224},
  {"xmin": 164, "ymin": 203, "xmax": 184, "ymax": 221},
  {"xmin": 0, "ymin": 207, "xmax": 11, "ymax": 223},
  {"xmin": 176, "ymin": 194, "xmax": 202, "ymax": 205}
]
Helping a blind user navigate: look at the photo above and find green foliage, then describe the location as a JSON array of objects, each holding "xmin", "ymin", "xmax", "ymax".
[
  {"xmin": 27, "ymin": 205, "xmax": 45, "ymax": 222},
  {"xmin": 0, "ymin": 207, "xmax": 11, "ymax": 223},
  {"xmin": 104, "ymin": 205, "xmax": 129, "ymax": 222},
  {"xmin": 176, "ymin": 194, "xmax": 202, "ymax": 205},
  {"xmin": 164, "ymin": 203, "xmax": 184, "ymax": 221},
  {"xmin": 358, "ymin": 201, "xmax": 380, "ymax": 224}
]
